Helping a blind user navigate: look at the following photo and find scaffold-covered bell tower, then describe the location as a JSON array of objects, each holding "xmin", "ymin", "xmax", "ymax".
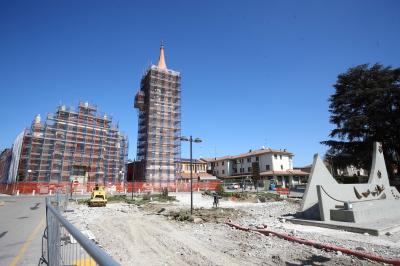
[{"xmin": 134, "ymin": 43, "xmax": 181, "ymax": 186}]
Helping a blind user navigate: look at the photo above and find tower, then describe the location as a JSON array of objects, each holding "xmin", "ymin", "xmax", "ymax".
[{"xmin": 134, "ymin": 44, "xmax": 181, "ymax": 187}]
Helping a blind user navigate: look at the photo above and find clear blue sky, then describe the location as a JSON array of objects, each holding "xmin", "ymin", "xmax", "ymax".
[{"xmin": 0, "ymin": 1, "xmax": 399, "ymax": 166}]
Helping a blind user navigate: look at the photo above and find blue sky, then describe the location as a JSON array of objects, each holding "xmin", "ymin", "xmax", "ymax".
[{"xmin": 0, "ymin": 1, "xmax": 399, "ymax": 166}]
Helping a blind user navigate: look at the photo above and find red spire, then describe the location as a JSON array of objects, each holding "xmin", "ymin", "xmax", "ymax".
[{"xmin": 157, "ymin": 41, "xmax": 167, "ymax": 69}]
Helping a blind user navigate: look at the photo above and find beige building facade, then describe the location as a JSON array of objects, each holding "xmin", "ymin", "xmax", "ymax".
[{"xmin": 204, "ymin": 147, "xmax": 308, "ymax": 188}]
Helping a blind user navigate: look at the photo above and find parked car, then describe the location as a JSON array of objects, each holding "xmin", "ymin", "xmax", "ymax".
[{"xmin": 227, "ymin": 183, "xmax": 240, "ymax": 190}]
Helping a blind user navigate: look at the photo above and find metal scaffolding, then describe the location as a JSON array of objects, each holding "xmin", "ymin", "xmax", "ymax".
[
  {"xmin": 16, "ymin": 102, "xmax": 128, "ymax": 184},
  {"xmin": 134, "ymin": 64, "xmax": 181, "ymax": 186}
]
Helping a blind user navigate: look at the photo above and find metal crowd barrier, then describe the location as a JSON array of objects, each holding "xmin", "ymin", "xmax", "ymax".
[{"xmin": 40, "ymin": 191, "xmax": 119, "ymax": 266}]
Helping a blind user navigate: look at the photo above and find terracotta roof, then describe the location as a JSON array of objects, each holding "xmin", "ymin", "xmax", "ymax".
[
  {"xmin": 218, "ymin": 169, "xmax": 309, "ymax": 180},
  {"xmin": 202, "ymin": 148, "xmax": 293, "ymax": 162},
  {"xmin": 179, "ymin": 158, "xmax": 206, "ymax": 164},
  {"xmin": 217, "ymin": 174, "xmax": 250, "ymax": 179},
  {"xmin": 177, "ymin": 172, "xmax": 218, "ymax": 180},
  {"xmin": 294, "ymin": 164, "xmax": 312, "ymax": 169},
  {"xmin": 260, "ymin": 169, "xmax": 309, "ymax": 176},
  {"xmin": 201, "ymin": 155, "xmax": 232, "ymax": 162}
]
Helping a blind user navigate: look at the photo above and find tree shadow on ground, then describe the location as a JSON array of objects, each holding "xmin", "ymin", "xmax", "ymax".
[
  {"xmin": 30, "ymin": 203, "xmax": 40, "ymax": 210},
  {"xmin": 286, "ymin": 254, "xmax": 331, "ymax": 265}
]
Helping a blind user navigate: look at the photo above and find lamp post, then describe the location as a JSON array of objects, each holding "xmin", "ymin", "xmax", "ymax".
[
  {"xmin": 241, "ymin": 159, "xmax": 244, "ymax": 193},
  {"xmin": 159, "ymin": 166, "xmax": 162, "ymax": 193},
  {"xmin": 181, "ymin": 135, "xmax": 202, "ymax": 215},
  {"xmin": 131, "ymin": 158, "xmax": 137, "ymax": 200}
]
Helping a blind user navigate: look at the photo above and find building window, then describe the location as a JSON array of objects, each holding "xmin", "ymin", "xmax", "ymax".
[
  {"xmin": 222, "ymin": 161, "xmax": 224, "ymax": 166},
  {"xmin": 280, "ymin": 155, "xmax": 282, "ymax": 160},
  {"xmin": 281, "ymin": 165, "xmax": 283, "ymax": 170},
  {"xmin": 240, "ymin": 158, "xmax": 244, "ymax": 163},
  {"xmin": 274, "ymin": 154, "xmax": 277, "ymax": 159},
  {"xmin": 216, "ymin": 162, "xmax": 218, "ymax": 166},
  {"xmin": 248, "ymin": 167, "xmax": 251, "ymax": 172},
  {"xmin": 233, "ymin": 168, "xmax": 237, "ymax": 173},
  {"xmin": 247, "ymin": 158, "xmax": 251, "ymax": 163},
  {"xmin": 222, "ymin": 170, "xmax": 225, "ymax": 174},
  {"xmin": 256, "ymin": 156, "xmax": 259, "ymax": 162},
  {"xmin": 266, "ymin": 165, "xmax": 270, "ymax": 171}
]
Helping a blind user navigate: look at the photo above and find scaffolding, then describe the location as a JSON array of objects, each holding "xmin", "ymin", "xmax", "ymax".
[
  {"xmin": 134, "ymin": 64, "xmax": 181, "ymax": 186},
  {"xmin": 16, "ymin": 102, "xmax": 128, "ymax": 184}
]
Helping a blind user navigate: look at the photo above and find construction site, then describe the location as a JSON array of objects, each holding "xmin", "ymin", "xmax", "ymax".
[
  {"xmin": 63, "ymin": 191, "xmax": 400, "ymax": 266},
  {"xmin": 0, "ymin": 102, "xmax": 128, "ymax": 194}
]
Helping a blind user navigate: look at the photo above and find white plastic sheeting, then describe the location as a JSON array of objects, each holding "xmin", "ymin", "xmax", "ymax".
[{"xmin": 7, "ymin": 131, "xmax": 24, "ymax": 184}]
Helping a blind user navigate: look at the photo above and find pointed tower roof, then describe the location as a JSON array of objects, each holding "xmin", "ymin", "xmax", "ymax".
[{"xmin": 157, "ymin": 41, "xmax": 167, "ymax": 70}]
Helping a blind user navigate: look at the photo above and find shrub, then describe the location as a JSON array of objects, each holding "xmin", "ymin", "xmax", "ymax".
[
  {"xmin": 215, "ymin": 184, "xmax": 225, "ymax": 196},
  {"xmin": 161, "ymin": 187, "xmax": 169, "ymax": 197},
  {"xmin": 142, "ymin": 192, "xmax": 151, "ymax": 200},
  {"xmin": 107, "ymin": 195, "xmax": 126, "ymax": 202}
]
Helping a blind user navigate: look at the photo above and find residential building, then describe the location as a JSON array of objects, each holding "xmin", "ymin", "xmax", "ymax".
[
  {"xmin": 294, "ymin": 164, "xmax": 312, "ymax": 174},
  {"xmin": 323, "ymin": 159, "xmax": 369, "ymax": 181},
  {"xmin": 336, "ymin": 165, "xmax": 369, "ymax": 177},
  {"xmin": 204, "ymin": 147, "xmax": 309, "ymax": 188},
  {"xmin": 134, "ymin": 44, "xmax": 181, "ymax": 187},
  {"xmin": 6, "ymin": 102, "xmax": 128, "ymax": 186},
  {"xmin": 178, "ymin": 158, "xmax": 207, "ymax": 174},
  {"xmin": 176, "ymin": 158, "xmax": 218, "ymax": 183}
]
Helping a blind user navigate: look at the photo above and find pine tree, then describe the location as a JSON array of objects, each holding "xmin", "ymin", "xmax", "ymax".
[{"xmin": 322, "ymin": 64, "xmax": 400, "ymax": 179}]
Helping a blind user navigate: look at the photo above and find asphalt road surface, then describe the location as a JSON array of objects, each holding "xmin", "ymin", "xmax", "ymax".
[{"xmin": 0, "ymin": 195, "xmax": 46, "ymax": 266}]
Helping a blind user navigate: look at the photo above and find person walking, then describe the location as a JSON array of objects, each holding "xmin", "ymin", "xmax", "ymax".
[{"xmin": 213, "ymin": 192, "xmax": 219, "ymax": 208}]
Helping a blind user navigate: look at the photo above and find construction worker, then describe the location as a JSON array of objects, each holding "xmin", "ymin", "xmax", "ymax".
[{"xmin": 213, "ymin": 192, "xmax": 219, "ymax": 208}]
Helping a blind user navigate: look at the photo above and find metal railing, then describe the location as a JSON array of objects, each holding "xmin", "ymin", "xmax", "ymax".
[{"xmin": 41, "ymin": 191, "xmax": 119, "ymax": 266}]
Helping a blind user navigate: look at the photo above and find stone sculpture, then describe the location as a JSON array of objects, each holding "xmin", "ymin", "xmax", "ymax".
[{"xmin": 300, "ymin": 142, "xmax": 400, "ymax": 223}]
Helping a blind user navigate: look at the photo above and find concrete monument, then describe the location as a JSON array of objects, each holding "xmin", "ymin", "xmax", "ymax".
[{"xmin": 292, "ymin": 142, "xmax": 400, "ymax": 235}]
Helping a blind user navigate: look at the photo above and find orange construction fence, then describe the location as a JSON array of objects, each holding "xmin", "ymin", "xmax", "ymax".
[
  {"xmin": 275, "ymin": 187, "xmax": 290, "ymax": 195},
  {"xmin": 0, "ymin": 180, "xmax": 222, "ymax": 195}
]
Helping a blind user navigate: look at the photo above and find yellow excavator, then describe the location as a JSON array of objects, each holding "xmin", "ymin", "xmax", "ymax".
[{"xmin": 88, "ymin": 185, "xmax": 107, "ymax": 207}]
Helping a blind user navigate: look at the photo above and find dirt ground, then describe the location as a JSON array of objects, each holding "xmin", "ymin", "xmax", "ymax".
[{"xmin": 64, "ymin": 192, "xmax": 400, "ymax": 265}]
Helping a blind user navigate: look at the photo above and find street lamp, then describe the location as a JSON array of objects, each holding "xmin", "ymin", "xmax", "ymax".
[
  {"xmin": 181, "ymin": 135, "xmax": 202, "ymax": 215},
  {"xmin": 131, "ymin": 161, "xmax": 135, "ymax": 200}
]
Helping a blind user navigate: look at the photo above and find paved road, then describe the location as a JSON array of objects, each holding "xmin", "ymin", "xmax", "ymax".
[{"xmin": 0, "ymin": 195, "xmax": 46, "ymax": 266}]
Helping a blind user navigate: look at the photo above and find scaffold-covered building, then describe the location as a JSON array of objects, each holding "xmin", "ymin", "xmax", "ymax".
[
  {"xmin": 4, "ymin": 102, "xmax": 128, "ymax": 188},
  {"xmin": 134, "ymin": 44, "xmax": 181, "ymax": 187}
]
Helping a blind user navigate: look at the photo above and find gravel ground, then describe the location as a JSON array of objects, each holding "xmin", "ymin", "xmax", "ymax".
[{"xmin": 64, "ymin": 193, "xmax": 400, "ymax": 265}]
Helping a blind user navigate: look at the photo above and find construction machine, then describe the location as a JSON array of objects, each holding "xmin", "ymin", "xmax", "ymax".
[{"xmin": 88, "ymin": 185, "xmax": 107, "ymax": 207}]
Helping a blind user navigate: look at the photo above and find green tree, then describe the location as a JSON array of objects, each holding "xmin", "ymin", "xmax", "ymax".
[{"xmin": 322, "ymin": 64, "xmax": 400, "ymax": 179}]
